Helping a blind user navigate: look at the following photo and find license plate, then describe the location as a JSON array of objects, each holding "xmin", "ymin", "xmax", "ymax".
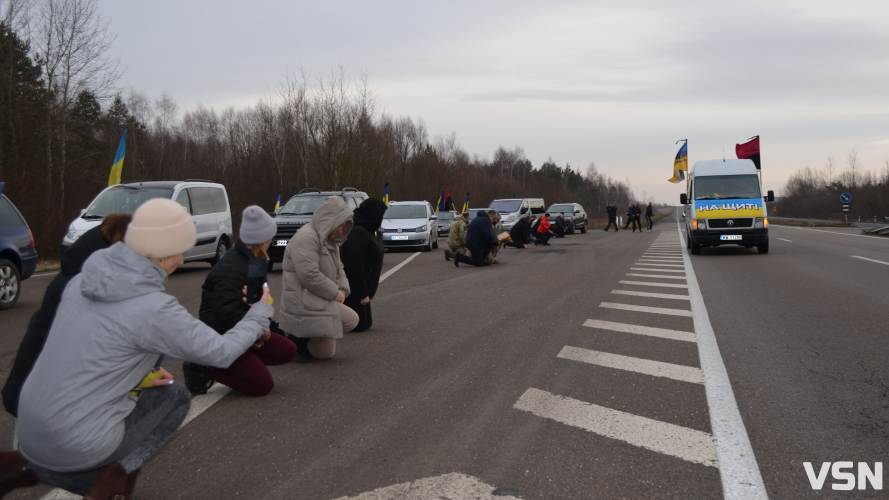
[
  {"xmin": 720, "ymin": 235, "xmax": 742, "ymax": 241},
  {"xmin": 391, "ymin": 235, "xmax": 409, "ymax": 240},
  {"xmin": 276, "ymin": 239, "xmax": 289, "ymax": 246}
]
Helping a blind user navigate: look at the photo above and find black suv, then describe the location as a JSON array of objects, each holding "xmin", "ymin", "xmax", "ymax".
[
  {"xmin": 0, "ymin": 190, "xmax": 38, "ymax": 310},
  {"xmin": 546, "ymin": 203, "xmax": 588, "ymax": 234},
  {"xmin": 268, "ymin": 188, "xmax": 369, "ymax": 269}
]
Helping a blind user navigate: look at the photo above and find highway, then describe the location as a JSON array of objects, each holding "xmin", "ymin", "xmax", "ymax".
[{"xmin": 1, "ymin": 207, "xmax": 887, "ymax": 499}]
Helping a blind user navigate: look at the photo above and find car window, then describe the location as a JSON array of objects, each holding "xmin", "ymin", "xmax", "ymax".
[
  {"xmin": 384, "ymin": 204, "xmax": 427, "ymax": 219},
  {"xmin": 279, "ymin": 195, "xmax": 327, "ymax": 215},
  {"xmin": 0, "ymin": 197, "xmax": 24, "ymax": 228},
  {"xmin": 84, "ymin": 186, "xmax": 173, "ymax": 217},
  {"xmin": 175, "ymin": 190, "xmax": 192, "ymax": 215},
  {"xmin": 348, "ymin": 197, "xmax": 360, "ymax": 210},
  {"xmin": 188, "ymin": 187, "xmax": 215, "ymax": 216},
  {"xmin": 530, "ymin": 201, "xmax": 545, "ymax": 214},
  {"xmin": 210, "ymin": 188, "xmax": 228, "ymax": 213}
]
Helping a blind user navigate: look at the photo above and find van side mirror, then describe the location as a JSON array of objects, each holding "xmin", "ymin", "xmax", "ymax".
[
  {"xmin": 79, "ymin": 208, "xmax": 86, "ymax": 216},
  {"xmin": 574, "ymin": 210, "xmax": 581, "ymax": 214},
  {"xmin": 680, "ymin": 193, "xmax": 688, "ymax": 205},
  {"xmin": 268, "ymin": 212, "xmax": 277, "ymax": 218},
  {"xmin": 766, "ymin": 190, "xmax": 774, "ymax": 202},
  {"xmin": 430, "ymin": 215, "xmax": 438, "ymax": 220}
]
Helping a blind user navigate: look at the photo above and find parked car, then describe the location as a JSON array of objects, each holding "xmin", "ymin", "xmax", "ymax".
[
  {"xmin": 434, "ymin": 211, "xmax": 457, "ymax": 236},
  {"xmin": 63, "ymin": 180, "xmax": 233, "ymax": 266},
  {"xmin": 467, "ymin": 209, "xmax": 489, "ymax": 220},
  {"xmin": 489, "ymin": 198, "xmax": 546, "ymax": 231},
  {"xmin": 0, "ymin": 191, "xmax": 38, "ymax": 310},
  {"xmin": 269, "ymin": 188, "xmax": 369, "ymax": 268},
  {"xmin": 380, "ymin": 201, "xmax": 439, "ymax": 251},
  {"xmin": 546, "ymin": 203, "xmax": 588, "ymax": 234}
]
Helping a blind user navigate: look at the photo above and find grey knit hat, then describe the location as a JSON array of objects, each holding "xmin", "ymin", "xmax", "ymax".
[{"xmin": 240, "ymin": 205, "xmax": 277, "ymax": 244}]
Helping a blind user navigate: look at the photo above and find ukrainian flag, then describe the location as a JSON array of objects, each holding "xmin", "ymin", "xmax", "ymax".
[
  {"xmin": 668, "ymin": 141, "xmax": 688, "ymax": 184},
  {"xmin": 461, "ymin": 192, "xmax": 470, "ymax": 214},
  {"xmin": 275, "ymin": 192, "xmax": 281, "ymax": 212},
  {"xmin": 383, "ymin": 182, "xmax": 389, "ymax": 204},
  {"xmin": 107, "ymin": 130, "xmax": 127, "ymax": 186}
]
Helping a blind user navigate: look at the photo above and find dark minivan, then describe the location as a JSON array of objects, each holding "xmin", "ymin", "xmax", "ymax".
[{"xmin": 0, "ymin": 185, "xmax": 38, "ymax": 310}]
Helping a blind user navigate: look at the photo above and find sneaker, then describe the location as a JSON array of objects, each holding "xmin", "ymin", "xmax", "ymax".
[
  {"xmin": 444, "ymin": 249, "xmax": 451, "ymax": 261},
  {"xmin": 288, "ymin": 335, "xmax": 314, "ymax": 363},
  {"xmin": 182, "ymin": 362, "xmax": 215, "ymax": 395}
]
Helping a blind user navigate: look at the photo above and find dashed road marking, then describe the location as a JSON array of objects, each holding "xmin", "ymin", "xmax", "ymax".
[
  {"xmin": 619, "ymin": 280, "xmax": 688, "ymax": 288},
  {"xmin": 332, "ymin": 473, "xmax": 520, "ymax": 500},
  {"xmin": 558, "ymin": 346, "xmax": 704, "ymax": 384},
  {"xmin": 583, "ymin": 319, "xmax": 695, "ymax": 342},
  {"xmin": 630, "ymin": 267, "xmax": 686, "ymax": 273},
  {"xmin": 626, "ymin": 273, "xmax": 687, "ymax": 280},
  {"xmin": 514, "ymin": 388, "xmax": 718, "ymax": 467},
  {"xmin": 611, "ymin": 290, "xmax": 690, "ymax": 300},
  {"xmin": 776, "ymin": 238, "xmax": 792, "ymax": 242},
  {"xmin": 600, "ymin": 302, "xmax": 692, "ymax": 317},
  {"xmin": 379, "ymin": 252, "xmax": 422, "ymax": 282},
  {"xmin": 851, "ymin": 255, "xmax": 889, "ymax": 267},
  {"xmin": 635, "ymin": 262, "xmax": 685, "ymax": 267}
]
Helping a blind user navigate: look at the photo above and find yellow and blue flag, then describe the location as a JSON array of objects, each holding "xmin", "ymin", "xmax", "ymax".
[
  {"xmin": 461, "ymin": 192, "xmax": 470, "ymax": 214},
  {"xmin": 437, "ymin": 189, "xmax": 446, "ymax": 211},
  {"xmin": 107, "ymin": 130, "xmax": 127, "ymax": 186},
  {"xmin": 275, "ymin": 192, "xmax": 282, "ymax": 212},
  {"xmin": 668, "ymin": 140, "xmax": 688, "ymax": 184},
  {"xmin": 383, "ymin": 182, "xmax": 389, "ymax": 204}
]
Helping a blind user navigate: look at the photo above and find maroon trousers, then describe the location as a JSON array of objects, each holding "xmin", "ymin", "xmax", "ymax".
[{"xmin": 212, "ymin": 332, "xmax": 296, "ymax": 396}]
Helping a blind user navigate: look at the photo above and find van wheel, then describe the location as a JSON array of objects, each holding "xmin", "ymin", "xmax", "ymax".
[
  {"xmin": 757, "ymin": 241, "xmax": 769, "ymax": 254},
  {"xmin": 0, "ymin": 259, "xmax": 21, "ymax": 310},
  {"xmin": 209, "ymin": 239, "xmax": 229, "ymax": 267}
]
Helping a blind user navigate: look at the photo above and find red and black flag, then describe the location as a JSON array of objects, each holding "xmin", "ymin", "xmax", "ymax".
[
  {"xmin": 735, "ymin": 136, "xmax": 761, "ymax": 169},
  {"xmin": 444, "ymin": 189, "xmax": 453, "ymax": 211}
]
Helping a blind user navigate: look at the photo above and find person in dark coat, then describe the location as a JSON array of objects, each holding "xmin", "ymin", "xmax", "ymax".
[
  {"xmin": 645, "ymin": 202, "xmax": 654, "ymax": 231},
  {"xmin": 553, "ymin": 213, "xmax": 567, "ymax": 238},
  {"xmin": 2, "ymin": 214, "xmax": 131, "ymax": 418},
  {"xmin": 604, "ymin": 203, "xmax": 618, "ymax": 232},
  {"xmin": 506, "ymin": 216, "xmax": 531, "ymax": 248},
  {"xmin": 188, "ymin": 206, "xmax": 296, "ymax": 396},
  {"xmin": 454, "ymin": 211, "xmax": 497, "ymax": 267},
  {"xmin": 341, "ymin": 198, "xmax": 386, "ymax": 332}
]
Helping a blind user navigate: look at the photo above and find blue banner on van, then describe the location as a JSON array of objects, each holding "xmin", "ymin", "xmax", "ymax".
[{"xmin": 694, "ymin": 198, "xmax": 763, "ymax": 219}]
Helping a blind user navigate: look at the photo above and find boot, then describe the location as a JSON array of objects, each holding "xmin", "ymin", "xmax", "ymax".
[
  {"xmin": 83, "ymin": 462, "xmax": 128, "ymax": 500},
  {"xmin": 182, "ymin": 361, "xmax": 215, "ymax": 395},
  {"xmin": 288, "ymin": 335, "xmax": 313, "ymax": 364},
  {"xmin": 444, "ymin": 249, "xmax": 451, "ymax": 261},
  {"xmin": 0, "ymin": 451, "xmax": 38, "ymax": 498}
]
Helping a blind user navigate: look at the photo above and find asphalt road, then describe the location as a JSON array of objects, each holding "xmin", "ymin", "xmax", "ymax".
[{"xmin": 0, "ymin": 209, "xmax": 886, "ymax": 499}]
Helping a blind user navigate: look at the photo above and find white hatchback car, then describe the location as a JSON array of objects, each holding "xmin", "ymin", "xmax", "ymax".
[
  {"xmin": 379, "ymin": 201, "xmax": 439, "ymax": 251},
  {"xmin": 63, "ymin": 180, "xmax": 234, "ymax": 265}
]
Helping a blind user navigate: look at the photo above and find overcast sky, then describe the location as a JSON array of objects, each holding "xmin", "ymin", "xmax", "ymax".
[{"xmin": 97, "ymin": 0, "xmax": 889, "ymax": 203}]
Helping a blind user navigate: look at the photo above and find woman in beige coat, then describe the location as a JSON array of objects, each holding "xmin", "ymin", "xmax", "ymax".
[{"xmin": 280, "ymin": 196, "xmax": 359, "ymax": 362}]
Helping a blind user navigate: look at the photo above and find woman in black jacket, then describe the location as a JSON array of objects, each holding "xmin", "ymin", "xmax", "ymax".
[
  {"xmin": 187, "ymin": 206, "xmax": 296, "ymax": 396},
  {"xmin": 2, "ymin": 214, "xmax": 131, "ymax": 417},
  {"xmin": 506, "ymin": 216, "xmax": 531, "ymax": 248},
  {"xmin": 341, "ymin": 198, "xmax": 386, "ymax": 332}
]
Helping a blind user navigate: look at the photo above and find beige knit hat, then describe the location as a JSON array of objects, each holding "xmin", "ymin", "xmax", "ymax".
[{"xmin": 125, "ymin": 198, "xmax": 196, "ymax": 258}]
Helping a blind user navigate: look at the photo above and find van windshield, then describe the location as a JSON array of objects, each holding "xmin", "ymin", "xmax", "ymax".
[
  {"xmin": 694, "ymin": 175, "xmax": 761, "ymax": 200},
  {"xmin": 84, "ymin": 186, "xmax": 174, "ymax": 218},
  {"xmin": 490, "ymin": 200, "xmax": 522, "ymax": 213}
]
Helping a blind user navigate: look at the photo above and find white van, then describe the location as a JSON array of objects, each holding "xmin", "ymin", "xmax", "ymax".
[
  {"xmin": 63, "ymin": 180, "xmax": 234, "ymax": 265},
  {"xmin": 680, "ymin": 159, "xmax": 774, "ymax": 254},
  {"xmin": 489, "ymin": 198, "xmax": 546, "ymax": 231}
]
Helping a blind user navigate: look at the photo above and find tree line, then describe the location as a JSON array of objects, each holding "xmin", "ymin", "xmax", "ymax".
[
  {"xmin": 0, "ymin": 0, "xmax": 637, "ymax": 258},
  {"xmin": 778, "ymin": 150, "xmax": 889, "ymax": 222}
]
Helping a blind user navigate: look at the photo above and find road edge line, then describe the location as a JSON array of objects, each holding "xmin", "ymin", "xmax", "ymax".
[
  {"xmin": 678, "ymin": 222, "xmax": 768, "ymax": 499},
  {"xmin": 379, "ymin": 252, "xmax": 421, "ymax": 283}
]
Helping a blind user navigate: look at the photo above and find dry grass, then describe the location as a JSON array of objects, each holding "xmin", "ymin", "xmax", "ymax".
[
  {"xmin": 769, "ymin": 219, "xmax": 849, "ymax": 228},
  {"xmin": 35, "ymin": 258, "xmax": 61, "ymax": 274}
]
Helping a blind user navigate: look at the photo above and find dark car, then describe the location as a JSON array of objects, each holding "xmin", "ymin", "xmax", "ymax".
[
  {"xmin": 434, "ymin": 211, "xmax": 457, "ymax": 236},
  {"xmin": 268, "ymin": 188, "xmax": 369, "ymax": 269},
  {"xmin": 546, "ymin": 203, "xmax": 588, "ymax": 234},
  {"xmin": 0, "ymin": 191, "xmax": 38, "ymax": 310}
]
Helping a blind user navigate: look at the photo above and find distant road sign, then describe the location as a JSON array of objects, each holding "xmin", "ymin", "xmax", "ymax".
[{"xmin": 840, "ymin": 192, "xmax": 852, "ymax": 203}]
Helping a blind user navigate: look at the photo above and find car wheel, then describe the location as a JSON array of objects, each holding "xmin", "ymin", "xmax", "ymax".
[
  {"xmin": 757, "ymin": 240, "xmax": 769, "ymax": 254},
  {"xmin": 568, "ymin": 224, "xmax": 575, "ymax": 235},
  {"xmin": 209, "ymin": 239, "xmax": 229, "ymax": 267},
  {"xmin": 0, "ymin": 259, "xmax": 21, "ymax": 310},
  {"xmin": 580, "ymin": 223, "xmax": 587, "ymax": 234}
]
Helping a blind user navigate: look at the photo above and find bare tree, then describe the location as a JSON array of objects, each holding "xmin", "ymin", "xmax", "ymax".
[
  {"xmin": 845, "ymin": 148, "xmax": 861, "ymax": 188},
  {"xmin": 823, "ymin": 154, "xmax": 836, "ymax": 186}
]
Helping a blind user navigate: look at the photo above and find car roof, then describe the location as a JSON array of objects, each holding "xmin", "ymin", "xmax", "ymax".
[
  {"xmin": 388, "ymin": 201, "xmax": 428, "ymax": 205},
  {"xmin": 691, "ymin": 159, "xmax": 758, "ymax": 177},
  {"xmin": 116, "ymin": 180, "xmax": 224, "ymax": 189}
]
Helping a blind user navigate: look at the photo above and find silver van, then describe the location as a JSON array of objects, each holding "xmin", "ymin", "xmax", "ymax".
[
  {"xmin": 63, "ymin": 180, "xmax": 234, "ymax": 265},
  {"xmin": 489, "ymin": 198, "xmax": 546, "ymax": 231}
]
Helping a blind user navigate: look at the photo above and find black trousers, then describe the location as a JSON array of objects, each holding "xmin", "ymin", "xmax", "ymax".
[
  {"xmin": 455, "ymin": 245, "xmax": 489, "ymax": 266},
  {"xmin": 625, "ymin": 216, "xmax": 641, "ymax": 231},
  {"xmin": 534, "ymin": 232, "xmax": 551, "ymax": 245},
  {"xmin": 646, "ymin": 215, "xmax": 653, "ymax": 231},
  {"xmin": 505, "ymin": 240, "xmax": 526, "ymax": 249},
  {"xmin": 604, "ymin": 217, "xmax": 618, "ymax": 231},
  {"xmin": 554, "ymin": 227, "xmax": 565, "ymax": 238},
  {"xmin": 344, "ymin": 295, "xmax": 373, "ymax": 332}
]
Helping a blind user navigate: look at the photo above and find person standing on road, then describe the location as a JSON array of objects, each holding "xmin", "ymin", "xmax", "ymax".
[
  {"xmin": 280, "ymin": 196, "xmax": 358, "ymax": 363},
  {"xmin": 444, "ymin": 211, "xmax": 470, "ymax": 261},
  {"xmin": 188, "ymin": 206, "xmax": 297, "ymax": 397},
  {"xmin": 341, "ymin": 198, "xmax": 386, "ymax": 332},
  {"xmin": 454, "ymin": 210, "xmax": 498, "ymax": 267},
  {"xmin": 645, "ymin": 202, "xmax": 654, "ymax": 231},
  {"xmin": 604, "ymin": 203, "xmax": 618, "ymax": 232},
  {"xmin": 553, "ymin": 213, "xmax": 567, "ymax": 238},
  {"xmin": 2, "ymin": 199, "xmax": 274, "ymax": 499},
  {"xmin": 2, "ymin": 214, "xmax": 131, "ymax": 418},
  {"xmin": 625, "ymin": 203, "xmax": 642, "ymax": 232},
  {"xmin": 506, "ymin": 215, "xmax": 532, "ymax": 248},
  {"xmin": 534, "ymin": 213, "xmax": 553, "ymax": 246}
]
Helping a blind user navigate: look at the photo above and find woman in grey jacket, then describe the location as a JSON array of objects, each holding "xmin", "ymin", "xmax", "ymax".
[
  {"xmin": 281, "ymin": 196, "xmax": 359, "ymax": 362},
  {"xmin": 0, "ymin": 199, "xmax": 273, "ymax": 499}
]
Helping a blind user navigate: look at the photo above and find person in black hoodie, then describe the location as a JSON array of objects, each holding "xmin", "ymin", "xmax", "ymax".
[
  {"xmin": 553, "ymin": 213, "xmax": 567, "ymax": 238},
  {"xmin": 188, "ymin": 206, "xmax": 296, "ymax": 395},
  {"xmin": 341, "ymin": 198, "xmax": 386, "ymax": 332},
  {"xmin": 506, "ymin": 215, "xmax": 531, "ymax": 248},
  {"xmin": 604, "ymin": 203, "xmax": 618, "ymax": 232},
  {"xmin": 454, "ymin": 211, "xmax": 498, "ymax": 267},
  {"xmin": 2, "ymin": 214, "xmax": 131, "ymax": 418},
  {"xmin": 645, "ymin": 202, "xmax": 654, "ymax": 231}
]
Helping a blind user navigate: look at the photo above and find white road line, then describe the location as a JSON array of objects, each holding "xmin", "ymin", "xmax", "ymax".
[
  {"xmin": 851, "ymin": 255, "xmax": 889, "ymax": 266},
  {"xmin": 645, "ymin": 252, "xmax": 682, "ymax": 254},
  {"xmin": 677, "ymin": 222, "xmax": 767, "ymax": 499},
  {"xmin": 583, "ymin": 319, "xmax": 695, "ymax": 342},
  {"xmin": 514, "ymin": 388, "xmax": 717, "ymax": 467},
  {"xmin": 635, "ymin": 262, "xmax": 685, "ymax": 267},
  {"xmin": 31, "ymin": 272, "xmax": 60, "ymax": 277},
  {"xmin": 619, "ymin": 280, "xmax": 688, "ymax": 288},
  {"xmin": 774, "ymin": 225, "xmax": 889, "ymax": 241},
  {"xmin": 776, "ymin": 238, "xmax": 792, "ymax": 242},
  {"xmin": 600, "ymin": 302, "xmax": 692, "ymax": 317},
  {"xmin": 626, "ymin": 273, "xmax": 687, "ymax": 280},
  {"xmin": 379, "ymin": 252, "xmax": 422, "ymax": 282},
  {"xmin": 638, "ymin": 258, "xmax": 684, "ymax": 262},
  {"xmin": 611, "ymin": 290, "xmax": 690, "ymax": 300},
  {"xmin": 630, "ymin": 268, "xmax": 686, "ymax": 273},
  {"xmin": 558, "ymin": 346, "xmax": 703, "ymax": 384},
  {"xmin": 333, "ymin": 473, "xmax": 520, "ymax": 500}
]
